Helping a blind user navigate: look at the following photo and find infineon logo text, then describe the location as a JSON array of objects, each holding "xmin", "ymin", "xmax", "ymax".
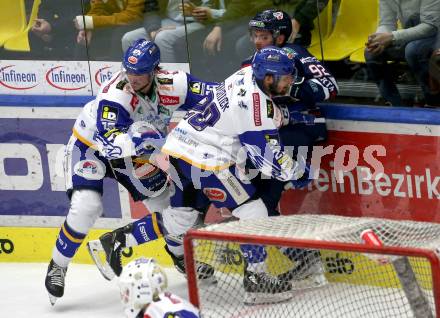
[
  {"xmin": 94, "ymin": 66, "xmax": 115, "ymax": 86},
  {"xmin": 0, "ymin": 65, "xmax": 38, "ymax": 90},
  {"xmin": 46, "ymin": 66, "xmax": 88, "ymax": 90}
]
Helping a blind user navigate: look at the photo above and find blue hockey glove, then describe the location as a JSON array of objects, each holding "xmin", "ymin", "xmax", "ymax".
[{"xmin": 288, "ymin": 161, "xmax": 313, "ymax": 189}]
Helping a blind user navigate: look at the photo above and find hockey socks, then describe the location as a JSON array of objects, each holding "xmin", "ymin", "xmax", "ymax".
[
  {"xmin": 127, "ymin": 212, "xmax": 164, "ymax": 246},
  {"xmin": 53, "ymin": 220, "xmax": 86, "ymax": 267},
  {"xmin": 240, "ymin": 244, "xmax": 268, "ymax": 272}
]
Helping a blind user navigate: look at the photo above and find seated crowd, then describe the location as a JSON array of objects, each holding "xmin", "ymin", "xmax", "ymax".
[{"xmin": 0, "ymin": 0, "xmax": 439, "ymax": 106}]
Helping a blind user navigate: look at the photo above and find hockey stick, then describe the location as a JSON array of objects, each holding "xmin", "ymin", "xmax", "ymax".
[{"xmin": 361, "ymin": 229, "xmax": 433, "ymax": 318}]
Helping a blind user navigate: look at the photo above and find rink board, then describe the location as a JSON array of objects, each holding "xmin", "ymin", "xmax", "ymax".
[
  {"xmin": 0, "ymin": 227, "xmax": 173, "ymax": 266},
  {"xmin": 194, "ymin": 240, "xmax": 433, "ymax": 290},
  {"xmin": 0, "ymin": 104, "xmax": 440, "ymax": 279}
]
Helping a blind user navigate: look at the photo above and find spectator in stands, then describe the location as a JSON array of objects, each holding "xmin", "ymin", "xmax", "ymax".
[
  {"xmin": 428, "ymin": 33, "xmax": 440, "ymax": 106},
  {"xmin": 74, "ymin": 0, "xmax": 145, "ymax": 60},
  {"xmin": 192, "ymin": 0, "xmax": 329, "ymax": 80},
  {"xmin": 364, "ymin": 0, "xmax": 439, "ymax": 106},
  {"xmin": 121, "ymin": 0, "xmax": 227, "ymax": 63},
  {"xmin": 28, "ymin": 0, "xmax": 89, "ymax": 60}
]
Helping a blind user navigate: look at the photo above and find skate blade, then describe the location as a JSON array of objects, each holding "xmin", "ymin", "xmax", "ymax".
[
  {"xmin": 243, "ymin": 291, "xmax": 292, "ymax": 305},
  {"xmin": 291, "ymin": 274, "xmax": 328, "ymax": 290},
  {"xmin": 48, "ymin": 293, "xmax": 58, "ymax": 306},
  {"xmin": 87, "ymin": 239, "xmax": 115, "ymax": 281},
  {"xmin": 198, "ymin": 275, "xmax": 218, "ymax": 286}
]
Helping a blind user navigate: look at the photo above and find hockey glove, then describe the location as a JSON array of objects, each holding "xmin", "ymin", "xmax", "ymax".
[
  {"xmin": 280, "ymin": 105, "xmax": 316, "ymax": 126},
  {"xmin": 288, "ymin": 161, "xmax": 313, "ymax": 190},
  {"xmin": 129, "ymin": 122, "xmax": 165, "ymax": 157}
]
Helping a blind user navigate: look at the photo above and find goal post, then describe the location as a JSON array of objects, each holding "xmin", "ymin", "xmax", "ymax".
[{"xmin": 184, "ymin": 215, "xmax": 440, "ymax": 318}]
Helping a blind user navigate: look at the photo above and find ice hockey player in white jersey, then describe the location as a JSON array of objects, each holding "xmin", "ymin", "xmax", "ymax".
[
  {"xmin": 44, "ymin": 39, "xmax": 214, "ymax": 305},
  {"xmin": 119, "ymin": 257, "xmax": 199, "ymax": 318},
  {"xmin": 160, "ymin": 46, "xmax": 313, "ymax": 304}
]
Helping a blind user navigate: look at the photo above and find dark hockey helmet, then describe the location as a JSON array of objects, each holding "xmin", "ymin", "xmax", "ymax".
[{"xmin": 249, "ymin": 9, "xmax": 293, "ymax": 45}]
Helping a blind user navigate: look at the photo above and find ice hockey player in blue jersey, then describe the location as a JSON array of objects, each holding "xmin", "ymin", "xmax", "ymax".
[
  {"xmin": 243, "ymin": 9, "xmax": 339, "ymax": 216},
  {"xmin": 118, "ymin": 257, "xmax": 199, "ymax": 318},
  {"xmin": 44, "ymin": 39, "xmax": 215, "ymax": 305},
  {"xmin": 243, "ymin": 9, "xmax": 335, "ymax": 289},
  {"xmin": 160, "ymin": 46, "xmax": 312, "ymax": 304}
]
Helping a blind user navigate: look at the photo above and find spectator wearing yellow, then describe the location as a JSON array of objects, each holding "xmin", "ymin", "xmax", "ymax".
[{"xmin": 75, "ymin": 0, "xmax": 145, "ymax": 60}]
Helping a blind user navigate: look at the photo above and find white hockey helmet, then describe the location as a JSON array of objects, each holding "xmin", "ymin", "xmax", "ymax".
[{"xmin": 118, "ymin": 257, "xmax": 168, "ymax": 318}]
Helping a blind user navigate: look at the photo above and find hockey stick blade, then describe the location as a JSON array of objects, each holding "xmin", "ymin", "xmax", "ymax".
[{"xmin": 87, "ymin": 239, "xmax": 116, "ymax": 281}]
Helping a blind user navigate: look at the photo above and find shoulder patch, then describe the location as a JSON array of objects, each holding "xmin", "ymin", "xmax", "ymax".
[
  {"xmin": 116, "ymin": 80, "xmax": 128, "ymax": 90},
  {"xmin": 73, "ymin": 160, "xmax": 106, "ymax": 180}
]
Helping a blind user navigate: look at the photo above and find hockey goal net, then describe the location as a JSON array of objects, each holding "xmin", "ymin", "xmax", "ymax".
[{"xmin": 183, "ymin": 215, "xmax": 440, "ymax": 318}]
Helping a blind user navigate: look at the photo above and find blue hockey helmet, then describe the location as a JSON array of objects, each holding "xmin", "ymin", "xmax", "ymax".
[
  {"xmin": 123, "ymin": 39, "xmax": 160, "ymax": 75},
  {"xmin": 252, "ymin": 46, "xmax": 296, "ymax": 81},
  {"xmin": 249, "ymin": 9, "xmax": 292, "ymax": 44}
]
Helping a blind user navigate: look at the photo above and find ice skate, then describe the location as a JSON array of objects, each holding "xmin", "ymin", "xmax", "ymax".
[
  {"xmin": 87, "ymin": 224, "xmax": 131, "ymax": 280},
  {"xmin": 45, "ymin": 259, "xmax": 67, "ymax": 306},
  {"xmin": 280, "ymin": 251, "xmax": 328, "ymax": 289},
  {"xmin": 243, "ymin": 269, "xmax": 292, "ymax": 305},
  {"xmin": 164, "ymin": 244, "xmax": 217, "ymax": 284}
]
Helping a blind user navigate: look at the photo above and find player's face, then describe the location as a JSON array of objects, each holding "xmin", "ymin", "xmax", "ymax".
[
  {"xmin": 251, "ymin": 30, "xmax": 274, "ymax": 51},
  {"xmin": 272, "ymin": 74, "xmax": 294, "ymax": 96},
  {"xmin": 126, "ymin": 72, "xmax": 154, "ymax": 93}
]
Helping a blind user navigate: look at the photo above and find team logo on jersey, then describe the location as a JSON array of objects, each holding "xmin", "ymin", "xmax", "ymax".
[
  {"xmin": 158, "ymin": 77, "xmax": 173, "ymax": 85},
  {"xmin": 273, "ymin": 11, "xmax": 284, "ymax": 20},
  {"xmin": 74, "ymin": 160, "xmax": 105, "ymax": 180},
  {"xmin": 159, "ymin": 94, "xmax": 179, "ymax": 105},
  {"xmin": 237, "ymin": 88, "xmax": 246, "ymax": 96},
  {"xmin": 266, "ymin": 100, "xmax": 274, "ymax": 118},
  {"xmin": 101, "ymin": 105, "xmax": 118, "ymax": 121},
  {"xmin": 235, "ymin": 77, "xmax": 244, "ymax": 86},
  {"xmin": 203, "ymin": 188, "xmax": 227, "ymax": 202},
  {"xmin": 252, "ymin": 93, "xmax": 261, "ymax": 126},
  {"xmin": 282, "ymin": 47, "xmax": 296, "ymax": 59},
  {"xmin": 238, "ymin": 100, "xmax": 247, "ymax": 109},
  {"xmin": 127, "ymin": 56, "xmax": 138, "ymax": 64}
]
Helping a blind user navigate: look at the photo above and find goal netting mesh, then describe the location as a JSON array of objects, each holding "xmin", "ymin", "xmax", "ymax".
[{"xmin": 184, "ymin": 214, "xmax": 440, "ymax": 318}]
